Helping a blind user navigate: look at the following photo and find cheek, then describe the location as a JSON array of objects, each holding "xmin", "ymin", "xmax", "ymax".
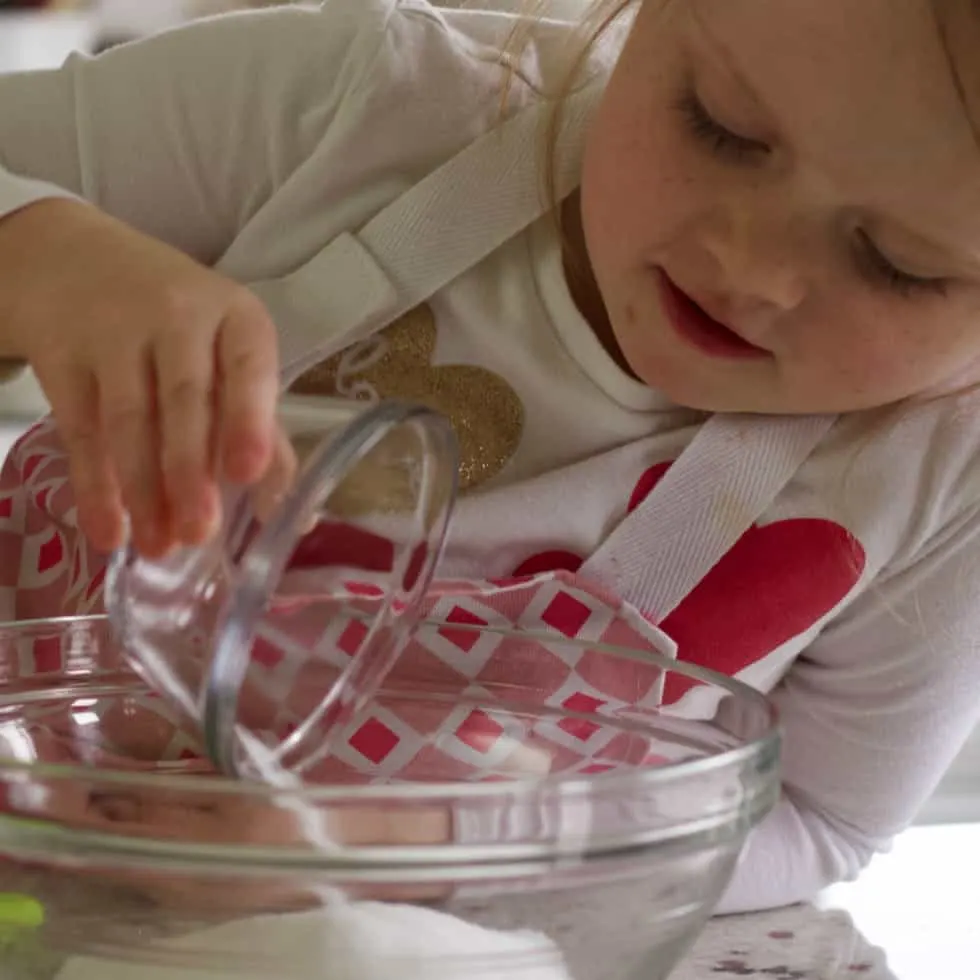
[
  {"xmin": 582, "ymin": 9, "xmax": 704, "ymax": 253},
  {"xmin": 582, "ymin": 111, "xmax": 701, "ymax": 272},
  {"xmin": 800, "ymin": 294, "xmax": 974, "ymax": 396}
]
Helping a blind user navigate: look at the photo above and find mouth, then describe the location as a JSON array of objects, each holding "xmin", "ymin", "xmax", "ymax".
[{"xmin": 657, "ymin": 272, "xmax": 769, "ymax": 360}]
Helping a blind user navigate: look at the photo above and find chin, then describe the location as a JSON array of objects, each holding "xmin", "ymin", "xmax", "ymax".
[
  {"xmin": 634, "ymin": 367, "xmax": 731, "ymax": 412},
  {"xmin": 627, "ymin": 359, "xmax": 789, "ymax": 414},
  {"xmin": 621, "ymin": 345, "xmax": 734, "ymax": 411}
]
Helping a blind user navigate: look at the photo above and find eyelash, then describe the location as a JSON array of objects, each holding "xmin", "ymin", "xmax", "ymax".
[
  {"xmin": 853, "ymin": 231, "xmax": 948, "ymax": 299},
  {"xmin": 675, "ymin": 89, "xmax": 770, "ymax": 163},
  {"xmin": 676, "ymin": 89, "xmax": 950, "ymax": 301}
]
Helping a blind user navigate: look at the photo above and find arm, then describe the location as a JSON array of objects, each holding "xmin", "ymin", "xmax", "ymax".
[
  {"xmin": 0, "ymin": 1, "xmax": 387, "ymax": 553},
  {"xmin": 716, "ymin": 506, "xmax": 980, "ymax": 913},
  {"xmin": 0, "ymin": 0, "xmax": 376, "ymax": 261}
]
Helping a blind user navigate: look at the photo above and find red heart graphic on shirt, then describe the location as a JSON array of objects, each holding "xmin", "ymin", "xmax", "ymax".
[{"xmin": 514, "ymin": 462, "xmax": 865, "ymax": 702}]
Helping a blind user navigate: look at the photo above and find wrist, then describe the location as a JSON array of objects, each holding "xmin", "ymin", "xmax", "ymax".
[{"xmin": 0, "ymin": 197, "xmax": 95, "ymax": 361}]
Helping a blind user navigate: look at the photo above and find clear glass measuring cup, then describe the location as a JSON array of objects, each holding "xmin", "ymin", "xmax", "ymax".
[{"xmin": 105, "ymin": 395, "xmax": 459, "ymax": 779}]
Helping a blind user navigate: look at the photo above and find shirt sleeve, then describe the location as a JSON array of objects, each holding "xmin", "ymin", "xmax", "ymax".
[
  {"xmin": 0, "ymin": 0, "xmax": 385, "ymax": 263},
  {"xmin": 715, "ymin": 504, "xmax": 980, "ymax": 914}
]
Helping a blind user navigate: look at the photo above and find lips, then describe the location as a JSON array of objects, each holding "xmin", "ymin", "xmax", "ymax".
[{"xmin": 658, "ymin": 273, "xmax": 769, "ymax": 360}]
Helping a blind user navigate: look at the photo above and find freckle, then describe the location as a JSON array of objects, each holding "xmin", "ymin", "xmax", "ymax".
[{"xmin": 768, "ymin": 931, "xmax": 795, "ymax": 940}]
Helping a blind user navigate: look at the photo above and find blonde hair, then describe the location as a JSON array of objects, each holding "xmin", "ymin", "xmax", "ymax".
[{"xmin": 501, "ymin": 1, "xmax": 638, "ymax": 211}]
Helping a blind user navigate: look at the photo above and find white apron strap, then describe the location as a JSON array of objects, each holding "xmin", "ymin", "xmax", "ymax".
[
  {"xmin": 580, "ymin": 413, "xmax": 837, "ymax": 622},
  {"xmin": 247, "ymin": 82, "xmax": 603, "ymax": 389}
]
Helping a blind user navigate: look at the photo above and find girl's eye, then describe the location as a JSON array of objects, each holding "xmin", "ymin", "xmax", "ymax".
[
  {"xmin": 853, "ymin": 231, "xmax": 949, "ymax": 300},
  {"xmin": 676, "ymin": 89, "xmax": 770, "ymax": 163}
]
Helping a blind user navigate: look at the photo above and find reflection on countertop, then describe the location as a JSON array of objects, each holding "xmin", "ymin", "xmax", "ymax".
[{"xmin": 674, "ymin": 903, "xmax": 892, "ymax": 980}]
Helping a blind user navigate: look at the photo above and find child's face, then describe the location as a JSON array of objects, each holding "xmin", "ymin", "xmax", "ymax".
[{"xmin": 578, "ymin": 0, "xmax": 980, "ymax": 413}]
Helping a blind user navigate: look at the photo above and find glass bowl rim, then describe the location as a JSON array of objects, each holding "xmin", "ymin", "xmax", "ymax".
[{"xmin": 0, "ymin": 613, "xmax": 781, "ymax": 804}]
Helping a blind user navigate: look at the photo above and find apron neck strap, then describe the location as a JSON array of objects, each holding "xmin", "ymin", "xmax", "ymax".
[
  {"xmin": 268, "ymin": 81, "xmax": 604, "ymax": 388},
  {"xmin": 580, "ymin": 413, "xmax": 838, "ymax": 621}
]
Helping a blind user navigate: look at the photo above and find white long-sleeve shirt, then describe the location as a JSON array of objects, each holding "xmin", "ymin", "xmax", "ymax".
[{"xmin": 2, "ymin": 0, "xmax": 980, "ymax": 915}]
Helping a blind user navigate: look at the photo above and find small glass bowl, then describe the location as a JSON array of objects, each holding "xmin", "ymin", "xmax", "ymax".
[
  {"xmin": 106, "ymin": 395, "xmax": 459, "ymax": 778},
  {"xmin": 0, "ymin": 615, "xmax": 779, "ymax": 980}
]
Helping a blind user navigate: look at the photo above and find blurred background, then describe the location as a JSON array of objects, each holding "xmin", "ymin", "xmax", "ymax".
[{"xmin": 0, "ymin": 0, "xmax": 978, "ymax": 823}]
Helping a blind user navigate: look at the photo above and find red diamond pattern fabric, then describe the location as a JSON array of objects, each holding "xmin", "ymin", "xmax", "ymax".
[
  {"xmin": 349, "ymin": 718, "xmax": 401, "ymax": 765},
  {"xmin": 455, "ymin": 709, "xmax": 505, "ymax": 752},
  {"xmin": 541, "ymin": 591, "xmax": 593, "ymax": 638},
  {"xmin": 0, "ymin": 417, "xmax": 682, "ymax": 787},
  {"xmin": 438, "ymin": 606, "xmax": 488, "ymax": 652},
  {"xmin": 337, "ymin": 619, "xmax": 369, "ymax": 657}
]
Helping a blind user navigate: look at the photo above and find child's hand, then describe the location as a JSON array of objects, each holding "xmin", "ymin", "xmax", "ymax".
[
  {"xmin": 60, "ymin": 783, "xmax": 453, "ymax": 912},
  {"xmin": 0, "ymin": 199, "xmax": 281, "ymax": 557},
  {"xmin": 3, "ymin": 726, "xmax": 552, "ymax": 912}
]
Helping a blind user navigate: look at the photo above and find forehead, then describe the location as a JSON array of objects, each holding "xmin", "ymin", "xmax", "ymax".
[
  {"xmin": 938, "ymin": 0, "xmax": 980, "ymax": 140},
  {"xmin": 689, "ymin": 0, "xmax": 980, "ymax": 253}
]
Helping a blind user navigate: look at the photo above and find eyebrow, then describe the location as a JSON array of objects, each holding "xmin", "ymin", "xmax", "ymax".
[{"xmin": 692, "ymin": 4, "xmax": 980, "ymax": 279}]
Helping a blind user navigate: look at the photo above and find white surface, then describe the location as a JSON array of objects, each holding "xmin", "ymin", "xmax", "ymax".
[
  {"xmin": 819, "ymin": 823, "xmax": 980, "ymax": 980},
  {"xmin": 669, "ymin": 822, "xmax": 980, "ymax": 979},
  {"xmin": 55, "ymin": 901, "xmax": 570, "ymax": 980}
]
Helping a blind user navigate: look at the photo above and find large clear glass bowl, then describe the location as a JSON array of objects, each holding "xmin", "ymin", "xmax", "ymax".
[{"xmin": 0, "ymin": 616, "xmax": 779, "ymax": 980}]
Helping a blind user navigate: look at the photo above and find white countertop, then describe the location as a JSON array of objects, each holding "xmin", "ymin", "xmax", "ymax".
[{"xmin": 674, "ymin": 823, "xmax": 980, "ymax": 979}]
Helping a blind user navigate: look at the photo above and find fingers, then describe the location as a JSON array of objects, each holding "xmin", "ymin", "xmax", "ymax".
[
  {"xmin": 329, "ymin": 803, "xmax": 451, "ymax": 848},
  {"xmin": 99, "ymin": 348, "xmax": 169, "ymax": 557},
  {"xmin": 155, "ymin": 325, "xmax": 221, "ymax": 546},
  {"xmin": 146, "ymin": 289, "xmax": 279, "ymax": 551},
  {"xmin": 45, "ymin": 367, "xmax": 127, "ymax": 553},
  {"xmin": 28, "ymin": 260, "xmax": 281, "ymax": 557},
  {"xmin": 217, "ymin": 293, "xmax": 280, "ymax": 485},
  {"xmin": 70, "ymin": 430, "xmax": 126, "ymax": 554}
]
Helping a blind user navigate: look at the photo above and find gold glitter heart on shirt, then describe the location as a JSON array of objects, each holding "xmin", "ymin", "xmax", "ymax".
[{"xmin": 291, "ymin": 305, "xmax": 524, "ymax": 493}]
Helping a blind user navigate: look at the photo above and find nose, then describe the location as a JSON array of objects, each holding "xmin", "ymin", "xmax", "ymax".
[{"xmin": 700, "ymin": 197, "xmax": 808, "ymax": 315}]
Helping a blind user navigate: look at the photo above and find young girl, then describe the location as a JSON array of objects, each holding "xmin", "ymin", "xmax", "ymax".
[{"xmin": 1, "ymin": 0, "xmax": 979, "ymax": 917}]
